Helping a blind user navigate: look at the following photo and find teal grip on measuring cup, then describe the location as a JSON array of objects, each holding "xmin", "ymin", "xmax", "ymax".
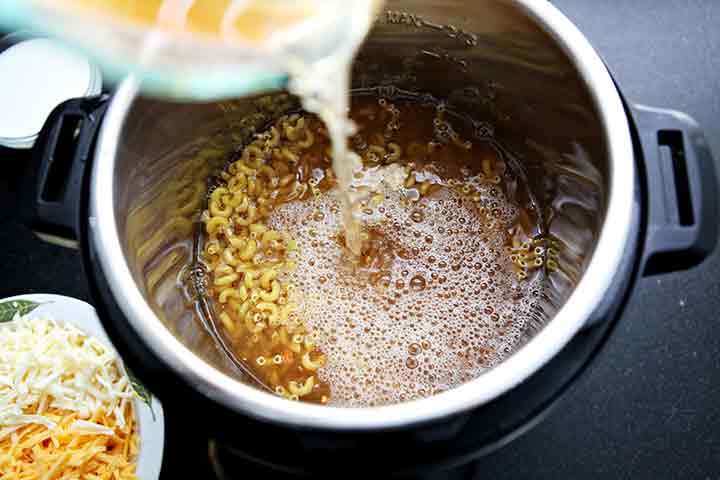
[
  {"xmin": 91, "ymin": 56, "xmax": 290, "ymax": 101},
  {"xmin": 137, "ymin": 69, "xmax": 289, "ymax": 101},
  {"xmin": 0, "ymin": 1, "xmax": 33, "ymax": 32}
]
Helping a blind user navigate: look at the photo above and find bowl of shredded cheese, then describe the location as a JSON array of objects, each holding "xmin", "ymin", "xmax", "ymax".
[{"xmin": 0, "ymin": 293, "xmax": 164, "ymax": 479}]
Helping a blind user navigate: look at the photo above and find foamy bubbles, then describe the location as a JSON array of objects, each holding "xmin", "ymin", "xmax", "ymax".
[{"xmin": 269, "ymin": 173, "xmax": 542, "ymax": 407}]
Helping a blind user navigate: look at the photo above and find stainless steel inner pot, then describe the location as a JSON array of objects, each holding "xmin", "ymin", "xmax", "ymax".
[{"xmin": 89, "ymin": 0, "xmax": 634, "ymax": 429}]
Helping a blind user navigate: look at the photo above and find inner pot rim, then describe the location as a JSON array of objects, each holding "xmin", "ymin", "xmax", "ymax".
[{"xmin": 89, "ymin": 0, "xmax": 635, "ymax": 431}]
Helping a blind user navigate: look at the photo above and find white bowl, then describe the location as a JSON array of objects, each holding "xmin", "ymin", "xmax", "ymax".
[{"xmin": 0, "ymin": 293, "xmax": 164, "ymax": 480}]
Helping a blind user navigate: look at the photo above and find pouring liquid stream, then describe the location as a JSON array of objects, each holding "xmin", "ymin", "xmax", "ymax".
[{"xmin": 70, "ymin": 0, "xmax": 377, "ymax": 254}]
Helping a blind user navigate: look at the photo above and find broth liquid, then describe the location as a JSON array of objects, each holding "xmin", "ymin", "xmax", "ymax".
[
  {"xmin": 265, "ymin": 96, "xmax": 543, "ymax": 405},
  {"xmin": 198, "ymin": 93, "xmax": 546, "ymax": 406}
]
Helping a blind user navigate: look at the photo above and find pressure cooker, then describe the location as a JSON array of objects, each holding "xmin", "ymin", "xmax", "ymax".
[{"xmin": 23, "ymin": 0, "xmax": 718, "ymax": 476}]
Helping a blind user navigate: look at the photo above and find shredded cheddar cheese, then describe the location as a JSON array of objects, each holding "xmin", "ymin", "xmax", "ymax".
[
  {"xmin": 0, "ymin": 317, "xmax": 141, "ymax": 479},
  {"xmin": 0, "ymin": 404, "xmax": 139, "ymax": 479}
]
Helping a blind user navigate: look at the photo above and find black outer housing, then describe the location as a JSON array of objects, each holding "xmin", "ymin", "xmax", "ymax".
[
  {"xmin": 22, "ymin": 81, "xmax": 717, "ymax": 476},
  {"xmin": 21, "ymin": 96, "xmax": 108, "ymax": 242},
  {"xmin": 81, "ymin": 104, "xmax": 644, "ymax": 476}
]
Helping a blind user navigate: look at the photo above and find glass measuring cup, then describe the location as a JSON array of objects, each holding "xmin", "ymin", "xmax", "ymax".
[{"xmin": 0, "ymin": 0, "xmax": 380, "ymax": 101}]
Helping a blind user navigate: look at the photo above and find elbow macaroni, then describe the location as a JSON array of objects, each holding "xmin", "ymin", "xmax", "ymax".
[{"xmin": 202, "ymin": 112, "xmax": 330, "ymax": 403}]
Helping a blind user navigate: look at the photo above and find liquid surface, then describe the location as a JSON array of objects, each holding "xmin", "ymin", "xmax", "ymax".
[{"xmin": 201, "ymin": 95, "xmax": 546, "ymax": 406}]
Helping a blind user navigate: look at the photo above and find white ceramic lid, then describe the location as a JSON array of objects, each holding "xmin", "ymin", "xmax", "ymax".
[{"xmin": 0, "ymin": 37, "xmax": 102, "ymax": 149}]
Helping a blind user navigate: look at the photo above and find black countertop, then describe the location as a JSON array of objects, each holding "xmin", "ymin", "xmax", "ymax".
[
  {"xmin": 1, "ymin": 1, "xmax": 718, "ymax": 478},
  {"xmin": 478, "ymin": 1, "xmax": 720, "ymax": 478}
]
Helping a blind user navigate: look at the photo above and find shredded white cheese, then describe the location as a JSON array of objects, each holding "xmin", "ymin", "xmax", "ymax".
[{"xmin": 0, "ymin": 316, "xmax": 135, "ymax": 430}]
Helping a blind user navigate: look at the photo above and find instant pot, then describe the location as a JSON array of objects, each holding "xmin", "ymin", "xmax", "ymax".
[{"xmin": 23, "ymin": 0, "xmax": 718, "ymax": 477}]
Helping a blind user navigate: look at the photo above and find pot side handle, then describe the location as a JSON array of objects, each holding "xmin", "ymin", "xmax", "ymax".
[
  {"xmin": 21, "ymin": 95, "xmax": 109, "ymax": 248},
  {"xmin": 632, "ymin": 104, "xmax": 719, "ymax": 276}
]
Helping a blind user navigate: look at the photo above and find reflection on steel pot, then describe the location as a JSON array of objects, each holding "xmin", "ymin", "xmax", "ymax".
[{"xmin": 22, "ymin": 0, "xmax": 718, "ymax": 476}]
